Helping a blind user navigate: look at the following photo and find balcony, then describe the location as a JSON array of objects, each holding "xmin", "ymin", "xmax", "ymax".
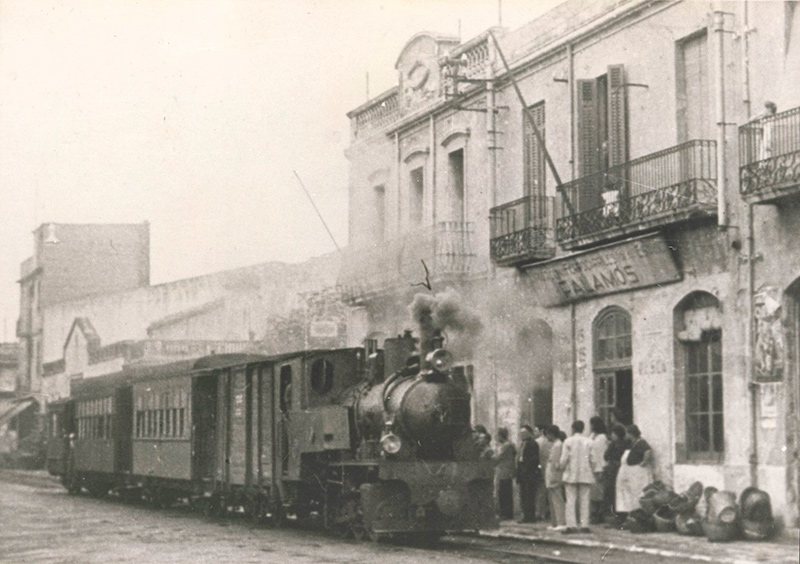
[
  {"xmin": 556, "ymin": 140, "xmax": 717, "ymax": 249},
  {"xmin": 739, "ymin": 106, "xmax": 800, "ymax": 204},
  {"xmin": 489, "ymin": 196, "xmax": 555, "ymax": 266},
  {"xmin": 338, "ymin": 222, "xmax": 479, "ymax": 303},
  {"xmin": 349, "ymin": 88, "xmax": 400, "ymax": 141}
]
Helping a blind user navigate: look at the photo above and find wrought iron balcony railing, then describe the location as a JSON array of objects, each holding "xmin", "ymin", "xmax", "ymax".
[
  {"xmin": 556, "ymin": 140, "xmax": 717, "ymax": 246},
  {"xmin": 338, "ymin": 222, "xmax": 478, "ymax": 302},
  {"xmin": 489, "ymin": 195, "xmax": 555, "ymax": 266},
  {"xmin": 739, "ymin": 105, "xmax": 800, "ymax": 202}
]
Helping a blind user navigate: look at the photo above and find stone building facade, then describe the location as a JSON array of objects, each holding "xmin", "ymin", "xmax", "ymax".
[{"xmin": 340, "ymin": 0, "xmax": 800, "ymax": 525}]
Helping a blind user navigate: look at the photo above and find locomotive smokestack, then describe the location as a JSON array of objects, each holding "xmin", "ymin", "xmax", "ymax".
[
  {"xmin": 364, "ymin": 338, "xmax": 378, "ymax": 356},
  {"xmin": 409, "ymin": 293, "xmax": 437, "ymax": 362},
  {"xmin": 409, "ymin": 288, "xmax": 483, "ymax": 362}
]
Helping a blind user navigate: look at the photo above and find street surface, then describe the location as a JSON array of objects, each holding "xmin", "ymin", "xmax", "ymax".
[{"xmin": 0, "ymin": 472, "xmax": 697, "ymax": 563}]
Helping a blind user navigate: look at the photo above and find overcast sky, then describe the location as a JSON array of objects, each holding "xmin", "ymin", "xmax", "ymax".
[{"xmin": 0, "ymin": 0, "xmax": 564, "ymax": 337}]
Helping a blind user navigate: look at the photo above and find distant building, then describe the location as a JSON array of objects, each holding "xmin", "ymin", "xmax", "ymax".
[
  {"xmin": 12, "ymin": 223, "xmax": 345, "ymax": 405},
  {"xmin": 0, "ymin": 343, "xmax": 21, "ymax": 455},
  {"xmin": 0, "ymin": 343, "xmax": 16, "ymax": 395},
  {"xmin": 341, "ymin": 0, "xmax": 800, "ymax": 525},
  {"xmin": 16, "ymin": 222, "xmax": 150, "ymax": 394}
]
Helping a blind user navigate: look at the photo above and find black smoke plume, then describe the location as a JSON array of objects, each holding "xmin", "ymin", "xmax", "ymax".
[{"xmin": 409, "ymin": 288, "xmax": 483, "ymax": 359}]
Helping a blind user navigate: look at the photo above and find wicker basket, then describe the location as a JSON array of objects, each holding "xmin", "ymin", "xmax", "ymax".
[
  {"xmin": 741, "ymin": 519, "xmax": 774, "ymax": 541},
  {"xmin": 675, "ymin": 512, "xmax": 704, "ymax": 536},
  {"xmin": 702, "ymin": 521, "xmax": 739, "ymax": 542},
  {"xmin": 653, "ymin": 507, "xmax": 676, "ymax": 533}
]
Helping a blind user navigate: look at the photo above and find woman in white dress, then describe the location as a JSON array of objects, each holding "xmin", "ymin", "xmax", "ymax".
[{"xmin": 615, "ymin": 425, "xmax": 653, "ymax": 517}]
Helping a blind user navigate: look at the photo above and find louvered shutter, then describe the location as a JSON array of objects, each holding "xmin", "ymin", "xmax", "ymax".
[
  {"xmin": 524, "ymin": 103, "xmax": 546, "ymax": 199},
  {"xmin": 607, "ymin": 65, "xmax": 628, "ymax": 167},
  {"xmin": 577, "ymin": 79, "xmax": 598, "ymax": 212}
]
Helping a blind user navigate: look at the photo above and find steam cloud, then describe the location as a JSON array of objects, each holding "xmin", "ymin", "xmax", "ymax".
[{"xmin": 409, "ymin": 288, "xmax": 483, "ymax": 358}]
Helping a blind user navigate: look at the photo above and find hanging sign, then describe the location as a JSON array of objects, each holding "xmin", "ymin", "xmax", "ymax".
[{"xmin": 523, "ymin": 233, "xmax": 682, "ymax": 306}]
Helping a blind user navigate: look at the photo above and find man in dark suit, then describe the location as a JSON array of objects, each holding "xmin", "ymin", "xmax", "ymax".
[{"xmin": 516, "ymin": 424, "xmax": 540, "ymax": 522}]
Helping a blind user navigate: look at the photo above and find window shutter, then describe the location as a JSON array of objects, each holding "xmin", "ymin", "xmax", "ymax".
[
  {"xmin": 607, "ymin": 64, "xmax": 628, "ymax": 167},
  {"xmin": 577, "ymin": 79, "xmax": 599, "ymax": 212},
  {"xmin": 577, "ymin": 79, "xmax": 598, "ymax": 177},
  {"xmin": 523, "ymin": 103, "xmax": 546, "ymax": 200}
]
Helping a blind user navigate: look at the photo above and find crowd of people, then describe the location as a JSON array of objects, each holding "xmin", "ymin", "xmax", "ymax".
[{"xmin": 474, "ymin": 410, "xmax": 654, "ymax": 535}]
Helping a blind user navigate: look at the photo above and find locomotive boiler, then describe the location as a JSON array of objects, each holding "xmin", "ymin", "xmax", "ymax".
[
  {"xmin": 354, "ymin": 332, "xmax": 472, "ymax": 459},
  {"xmin": 46, "ymin": 329, "xmax": 497, "ymax": 542}
]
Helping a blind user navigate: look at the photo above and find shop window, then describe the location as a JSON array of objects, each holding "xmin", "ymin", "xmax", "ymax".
[
  {"xmin": 310, "ymin": 359, "xmax": 334, "ymax": 394},
  {"xmin": 685, "ymin": 330, "xmax": 723, "ymax": 454},
  {"xmin": 593, "ymin": 307, "xmax": 633, "ymax": 426},
  {"xmin": 674, "ymin": 291, "xmax": 724, "ymax": 462}
]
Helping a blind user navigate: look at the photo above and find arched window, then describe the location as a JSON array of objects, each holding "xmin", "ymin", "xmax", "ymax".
[
  {"xmin": 593, "ymin": 307, "xmax": 633, "ymax": 426},
  {"xmin": 674, "ymin": 291, "xmax": 723, "ymax": 462}
]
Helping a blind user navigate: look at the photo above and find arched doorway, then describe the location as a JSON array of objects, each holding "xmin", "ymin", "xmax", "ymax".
[
  {"xmin": 784, "ymin": 280, "xmax": 800, "ymax": 526},
  {"xmin": 593, "ymin": 307, "xmax": 633, "ymax": 426},
  {"xmin": 516, "ymin": 320, "xmax": 553, "ymax": 427}
]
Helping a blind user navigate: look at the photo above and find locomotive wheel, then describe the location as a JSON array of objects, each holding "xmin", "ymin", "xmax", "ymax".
[
  {"xmin": 350, "ymin": 517, "xmax": 382, "ymax": 542},
  {"xmin": 323, "ymin": 500, "xmax": 350, "ymax": 538},
  {"xmin": 266, "ymin": 499, "xmax": 285, "ymax": 528},
  {"xmin": 248, "ymin": 498, "xmax": 265, "ymax": 525}
]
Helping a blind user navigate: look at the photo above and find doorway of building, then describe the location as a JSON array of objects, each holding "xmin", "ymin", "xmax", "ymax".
[
  {"xmin": 785, "ymin": 280, "xmax": 800, "ymax": 526},
  {"xmin": 596, "ymin": 368, "xmax": 633, "ymax": 426},
  {"xmin": 594, "ymin": 307, "xmax": 633, "ymax": 427},
  {"xmin": 517, "ymin": 320, "xmax": 553, "ymax": 428}
]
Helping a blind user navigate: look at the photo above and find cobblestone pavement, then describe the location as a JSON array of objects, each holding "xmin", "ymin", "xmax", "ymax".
[
  {"xmin": 2, "ymin": 473, "xmax": 795, "ymax": 564},
  {"xmin": 0, "ymin": 479, "xmax": 479, "ymax": 564}
]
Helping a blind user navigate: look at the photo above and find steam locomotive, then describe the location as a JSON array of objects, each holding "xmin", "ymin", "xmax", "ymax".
[{"xmin": 45, "ymin": 331, "xmax": 497, "ymax": 540}]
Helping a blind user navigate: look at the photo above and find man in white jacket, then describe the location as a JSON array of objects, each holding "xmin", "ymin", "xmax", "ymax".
[{"xmin": 559, "ymin": 420, "xmax": 595, "ymax": 534}]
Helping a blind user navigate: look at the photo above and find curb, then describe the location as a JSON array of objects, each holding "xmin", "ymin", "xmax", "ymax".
[{"xmin": 478, "ymin": 529, "xmax": 798, "ymax": 564}]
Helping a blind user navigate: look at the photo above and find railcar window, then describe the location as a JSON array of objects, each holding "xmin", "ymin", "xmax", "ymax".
[
  {"xmin": 135, "ymin": 386, "xmax": 188, "ymax": 439},
  {"xmin": 310, "ymin": 359, "xmax": 335, "ymax": 394},
  {"xmin": 76, "ymin": 397, "xmax": 113, "ymax": 439}
]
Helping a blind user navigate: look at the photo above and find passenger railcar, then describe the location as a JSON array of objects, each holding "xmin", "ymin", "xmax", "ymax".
[{"xmin": 47, "ymin": 336, "xmax": 497, "ymax": 541}]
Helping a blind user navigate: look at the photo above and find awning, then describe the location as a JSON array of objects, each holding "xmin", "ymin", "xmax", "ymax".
[{"xmin": 0, "ymin": 398, "xmax": 36, "ymax": 427}]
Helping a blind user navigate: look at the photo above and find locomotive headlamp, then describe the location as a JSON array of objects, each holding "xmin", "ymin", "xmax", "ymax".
[
  {"xmin": 380, "ymin": 431, "xmax": 402, "ymax": 454},
  {"xmin": 426, "ymin": 349, "xmax": 453, "ymax": 373}
]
